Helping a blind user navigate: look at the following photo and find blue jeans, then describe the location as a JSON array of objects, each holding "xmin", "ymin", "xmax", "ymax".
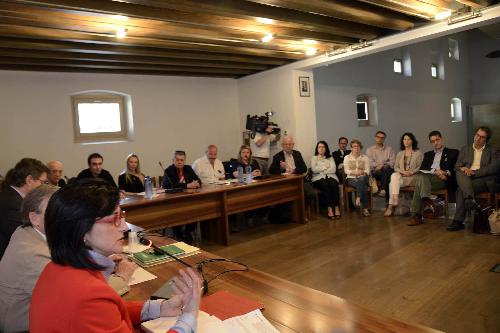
[{"xmin": 347, "ymin": 176, "xmax": 369, "ymax": 208}]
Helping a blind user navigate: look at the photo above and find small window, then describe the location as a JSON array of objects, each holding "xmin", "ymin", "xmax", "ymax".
[
  {"xmin": 356, "ymin": 94, "xmax": 378, "ymax": 127},
  {"xmin": 393, "ymin": 59, "xmax": 402, "ymax": 74},
  {"xmin": 448, "ymin": 38, "xmax": 459, "ymax": 60},
  {"xmin": 451, "ymin": 97, "xmax": 463, "ymax": 123},
  {"xmin": 431, "ymin": 64, "xmax": 438, "ymax": 78},
  {"xmin": 71, "ymin": 91, "xmax": 132, "ymax": 143},
  {"xmin": 357, "ymin": 101, "xmax": 368, "ymax": 120}
]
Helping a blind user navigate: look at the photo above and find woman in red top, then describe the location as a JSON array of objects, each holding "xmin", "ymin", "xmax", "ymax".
[{"xmin": 30, "ymin": 178, "xmax": 201, "ymax": 333}]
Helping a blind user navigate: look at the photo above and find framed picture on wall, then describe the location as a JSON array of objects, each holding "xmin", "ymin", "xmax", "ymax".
[{"xmin": 299, "ymin": 76, "xmax": 310, "ymax": 97}]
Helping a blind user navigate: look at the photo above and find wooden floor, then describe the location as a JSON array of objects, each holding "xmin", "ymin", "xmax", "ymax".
[{"xmin": 201, "ymin": 211, "xmax": 500, "ymax": 333}]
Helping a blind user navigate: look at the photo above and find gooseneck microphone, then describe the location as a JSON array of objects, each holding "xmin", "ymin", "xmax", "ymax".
[{"xmin": 139, "ymin": 236, "xmax": 191, "ymax": 267}]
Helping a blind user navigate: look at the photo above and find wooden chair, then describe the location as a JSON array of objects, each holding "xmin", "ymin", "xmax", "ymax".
[
  {"xmin": 400, "ymin": 186, "xmax": 449, "ymax": 220},
  {"xmin": 158, "ymin": 175, "xmax": 163, "ymax": 187},
  {"xmin": 151, "ymin": 176, "xmax": 157, "ymax": 188},
  {"xmin": 476, "ymin": 192, "xmax": 499, "ymax": 209},
  {"xmin": 342, "ymin": 173, "xmax": 372, "ymax": 214}
]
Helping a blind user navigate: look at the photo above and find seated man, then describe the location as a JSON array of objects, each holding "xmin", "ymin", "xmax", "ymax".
[
  {"xmin": 192, "ymin": 144, "xmax": 225, "ymax": 184},
  {"xmin": 332, "ymin": 136, "xmax": 351, "ymax": 182},
  {"xmin": 0, "ymin": 158, "xmax": 48, "ymax": 259},
  {"xmin": 77, "ymin": 153, "xmax": 117, "ymax": 188},
  {"xmin": 366, "ymin": 131, "xmax": 395, "ymax": 198},
  {"xmin": 447, "ymin": 126, "xmax": 500, "ymax": 231},
  {"xmin": 162, "ymin": 150, "xmax": 201, "ymax": 242},
  {"xmin": 47, "ymin": 160, "xmax": 66, "ymax": 187},
  {"xmin": 269, "ymin": 136, "xmax": 315, "ymax": 222},
  {"xmin": 408, "ymin": 131, "xmax": 459, "ymax": 226},
  {"xmin": 0, "ymin": 185, "xmax": 137, "ymax": 333}
]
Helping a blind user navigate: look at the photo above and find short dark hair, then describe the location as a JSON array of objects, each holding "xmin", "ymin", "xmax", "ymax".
[
  {"xmin": 475, "ymin": 126, "xmax": 492, "ymax": 142},
  {"xmin": 314, "ymin": 141, "xmax": 331, "ymax": 158},
  {"xmin": 400, "ymin": 132, "xmax": 419, "ymax": 151},
  {"xmin": 87, "ymin": 153, "xmax": 103, "ymax": 166},
  {"xmin": 375, "ymin": 131, "xmax": 386, "ymax": 138},
  {"xmin": 428, "ymin": 130, "xmax": 442, "ymax": 140},
  {"xmin": 45, "ymin": 178, "xmax": 119, "ymax": 270},
  {"xmin": 338, "ymin": 137, "xmax": 348, "ymax": 143},
  {"xmin": 4, "ymin": 158, "xmax": 49, "ymax": 188}
]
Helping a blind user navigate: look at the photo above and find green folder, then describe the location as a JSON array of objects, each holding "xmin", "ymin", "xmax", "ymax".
[{"xmin": 133, "ymin": 244, "xmax": 184, "ymax": 264}]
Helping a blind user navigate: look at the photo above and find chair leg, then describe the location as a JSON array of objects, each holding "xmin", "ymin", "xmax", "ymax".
[
  {"xmin": 344, "ymin": 190, "xmax": 350, "ymax": 213},
  {"xmin": 444, "ymin": 193, "xmax": 449, "ymax": 220}
]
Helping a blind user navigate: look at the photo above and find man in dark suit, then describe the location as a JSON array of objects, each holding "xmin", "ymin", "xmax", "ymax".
[
  {"xmin": 408, "ymin": 131, "xmax": 459, "ymax": 226},
  {"xmin": 269, "ymin": 136, "xmax": 315, "ymax": 222},
  {"xmin": 332, "ymin": 136, "xmax": 351, "ymax": 182},
  {"xmin": 447, "ymin": 126, "xmax": 499, "ymax": 231},
  {"xmin": 0, "ymin": 158, "xmax": 49, "ymax": 259},
  {"xmin": 162, "ymin": 150, "xmax": 201, "ymax": 242},
  {"xmin": 77, "ymin": 153, "xmax": 117, "ymax": 188}
]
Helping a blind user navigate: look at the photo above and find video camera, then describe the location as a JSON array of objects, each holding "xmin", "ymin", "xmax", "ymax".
[{"xmin": 245, "ymin": 112, "xmax": 280, "ymax": 139}]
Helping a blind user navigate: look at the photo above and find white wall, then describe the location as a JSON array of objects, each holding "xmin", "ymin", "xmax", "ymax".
[
  {"xmin": 0, "ymin": 71, "xmax": 240, "ymax": 179},
  {"xmin": 313, "ymin": 33, "xmax": 470, "ymax": 153}
]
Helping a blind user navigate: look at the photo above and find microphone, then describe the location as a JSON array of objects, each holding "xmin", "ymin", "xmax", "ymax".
[
  {"xmin": 158, "ymin": 161, "xmax": 164, "ymax": 171},
  {"xmin": 139, "ymin": 236, "xmax": 191, "ymax": 268}
]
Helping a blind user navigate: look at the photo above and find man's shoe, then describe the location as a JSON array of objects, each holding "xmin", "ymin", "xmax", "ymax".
[
  {"xmin": 407, "ymin": 214, "xmax": 423, "ymax": 226},
  {"xmin": 446, "ymin": 220, "xmax": 465, "ymax": 231}
]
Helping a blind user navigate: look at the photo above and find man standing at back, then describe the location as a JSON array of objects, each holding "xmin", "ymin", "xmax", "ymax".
[
  {"xmin": 0, "ymin": 158, "xmax": 48, "ymax": 259},
  {"xmin": 46, "ymin": 160, "xmax": 66, "ymax": 187},
  {"xmin": 366, "ymin": 131, "xmax": 395, "ymax": 199},
  {"xmin": 192, "ymin": 145, "xmax": 225, "ymax": 184},
  {"xmin": 447, "ymin": 126, "xmax": 499, "ymax": 231},
  {"xmin": 77, "ymin": 153, "xmax": 117, "ymax": 188},
  {"xmin": 408, "ymin": 131, "xmax": 459, "ymax": 226},
  {"xmin": 250, "ymin": 126, "xmax": 279, "ymax": 175}
]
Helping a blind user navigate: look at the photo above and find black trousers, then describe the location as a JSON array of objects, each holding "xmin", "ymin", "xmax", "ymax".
[
  {"xmin": 312, "ymin": 177, "xmax": 340, "ymax": 207},
  {"xmin": 372, "ymin": 165, "xmax": 393, "ymax": 198}
]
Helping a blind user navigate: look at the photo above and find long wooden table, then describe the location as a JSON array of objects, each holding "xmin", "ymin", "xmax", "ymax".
[
  {"xmin": 121, "ymin": 175, "xmax": 306, "ymax": 245},
  {"xmin": 126, "ymin": 237, "xmax": 442, "ymax": 333}
]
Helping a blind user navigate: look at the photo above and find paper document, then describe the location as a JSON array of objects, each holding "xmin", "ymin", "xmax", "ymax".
[
  {"xmin": 418, "ymin": 169, "xmax": 433, "ymax": 174},
  {"xmin": 128, "ymin": 267, "xmax": 157, "ymax": 286},
  {"xmin": 224, "ymin": 310, "xmax": 279, "ymax": 333}
]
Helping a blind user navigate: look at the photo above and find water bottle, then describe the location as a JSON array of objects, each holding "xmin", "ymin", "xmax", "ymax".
[
  {"xmin": 237, "ymin": 166, "xmax": 244, "ymax": 183},
  {"xmin": 245, "ymin": 165, "xmax": 252, "ymax": 184},
  {"xmin": 144, "ymin": 176, "xmax": 153, "ymax": 199}
]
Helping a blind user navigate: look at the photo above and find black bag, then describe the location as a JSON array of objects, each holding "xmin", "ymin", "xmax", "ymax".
[{"xmin": 473, "ymin": 205, "xmax": 494, "ymax": 234}]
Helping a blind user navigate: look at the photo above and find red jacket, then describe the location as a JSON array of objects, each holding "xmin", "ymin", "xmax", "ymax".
[{"xmin": 30, "ymin": 262, "xmax": 179, "ymax": 333}]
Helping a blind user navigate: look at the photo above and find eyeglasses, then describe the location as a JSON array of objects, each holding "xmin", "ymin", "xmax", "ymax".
[
  {"xmin": 36, "ymin": 179, "xmax": 49, "ymax": 185},
  {"xmin": 475, "ymin": 134, "xmax": 487, "ymax": 139},
  {"xmin": 95, "ymin": 210, "xmax": 126, "ymax": 227},
  {"xmin": 375, "ymin": 135, "xmax": 385, "ymax": 139}
]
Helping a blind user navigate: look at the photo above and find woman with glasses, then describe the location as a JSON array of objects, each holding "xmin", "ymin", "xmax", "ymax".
[
  {"xmin": 30, "ymin": 179, "xmax": 201, "ymax": 333},
  {"xmin": 344, "ymin": 140, "xmax": 371, "ymax": 217},
  {"xmin": 118, "ymin": 153, "xmax": 145, "ymax": 194},
  {"xmin": 311, "ymin": 141, "xmax": 341, "ymax": 219}
]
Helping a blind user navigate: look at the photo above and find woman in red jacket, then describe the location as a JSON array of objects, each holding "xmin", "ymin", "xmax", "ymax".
[{"xmin": 30, "ymin": 178, "xmax": 201, "ymax": 333}]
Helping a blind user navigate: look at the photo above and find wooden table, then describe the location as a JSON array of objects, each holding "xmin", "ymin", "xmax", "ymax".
[
  {"xmin": 125, "ymin": 237, "xmax": 442, "ymax": 333},
  {"xmin": 120, "ymin": 175, "xmax": 306, "ymax": 245}
]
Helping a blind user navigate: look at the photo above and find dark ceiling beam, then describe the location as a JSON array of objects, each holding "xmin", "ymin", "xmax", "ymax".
[
  {"xmin": 246, "ymin": 0, "xmax": 422, "ymax": 30},
  {"xmin": 0, "ymin": 56, "xmax": 255, "ymax": 75},
  {"xmin": 0, "ymin": 1, "xmax": 358, "ymax": 44},
  {"xmin": 0, "ymin": 64, "xmax": 241, "ymax": 78},
  {"xmin": 12, "ymin": 0, "xmax": 388, "ymax": 40},
  {"xmin": 0, "ymin": 47, "xmax": 270, "ymax": 70},
  {"xmin": 0, "ymin": 37, "xmax": 290, "ymax": 65},
  {"xmin": 0, "ymin": 23, "xmax": 306, "ymax": 59}
]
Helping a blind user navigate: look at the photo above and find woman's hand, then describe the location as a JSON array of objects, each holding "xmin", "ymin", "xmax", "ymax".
[
  {"xmin": 112, "ymin": 257, "xmax": 138, "ymax": 283},
  {"xmin": 252, "ymin": 169, "xmax": 261, "ymax": 177},
  {"xmin": 160, "ymin": 268, "xmax": 201, "ymax": 318}
]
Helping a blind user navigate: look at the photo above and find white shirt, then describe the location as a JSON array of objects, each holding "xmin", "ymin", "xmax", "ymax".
[
  {"xmin": 250, "ymin": 132, "xmax": 276, "ymax": 159},
  {"xmin": 471, "ymin": 144, "xmax": 485, "ymax": 171},
  {"xmin": 192, "ymin": 155, "xmax": 225, "ymax": 184},
  {"xmin": 311, "ymin": 156, "xmax": 338, "ymax": 182}
]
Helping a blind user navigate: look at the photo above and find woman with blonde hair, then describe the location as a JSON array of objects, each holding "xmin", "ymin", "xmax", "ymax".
[
  {"xmin": 344, "ymin": 140, "xmax": 371, "ymax": 217},
  {"xmin": 118, "ymin": 154, "xmax": 145, "ymax": 194}
]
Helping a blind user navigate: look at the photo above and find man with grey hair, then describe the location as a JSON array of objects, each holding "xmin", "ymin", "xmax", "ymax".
[
  {"xmin": 192, "ymin": 145, "xmax": 225, "ymax": 184},
  {"xmin": 47, "ymin": 160, "xmax": 66, "ymax": 187}
]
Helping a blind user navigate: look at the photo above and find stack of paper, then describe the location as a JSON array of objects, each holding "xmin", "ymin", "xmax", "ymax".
[{"xmin": 130, "ymin": 242, "xmax": 200, "ymax": 268}]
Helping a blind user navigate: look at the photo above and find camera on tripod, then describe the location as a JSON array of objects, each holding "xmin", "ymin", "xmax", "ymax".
[{"xmin": 245, "ymin": 112, "xmax": 280, "ymax": 139}]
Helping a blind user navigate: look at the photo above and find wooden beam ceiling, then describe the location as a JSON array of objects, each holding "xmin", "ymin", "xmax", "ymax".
[{"xmin": 0, "ymin": 0, "xmax": 495, "ymax": 78}]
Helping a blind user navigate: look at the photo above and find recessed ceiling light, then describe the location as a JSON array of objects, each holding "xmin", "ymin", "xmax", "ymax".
[
  {"xmin": 303, "ymin": 39, "xmax": 317, "ymax": 45},
  {"xmin": 112, "ymin": 15, "xmax": 128, "ymax": 21},
  {"xmin": 434, "ymin": 11, "xmax": 452, "ymax": 20},
  {"xmin": 261, "ymin": 33, "xmax": 274, "ymax": 43},
  {"xmin": 256, "ymin": 17, "xmax": 274, "ymax": 25},
  {"xmin": 305, "ymin": 47, "xmax": 317, "ymax": 56},
  {"xmin": 116, "ymin": 27, "xmax": 127, "ymax": 38}
]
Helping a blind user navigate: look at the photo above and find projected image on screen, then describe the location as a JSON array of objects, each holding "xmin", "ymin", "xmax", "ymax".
[{"xmin": 356, "ymin": 101, "xmax": 368, "ymax": 120}]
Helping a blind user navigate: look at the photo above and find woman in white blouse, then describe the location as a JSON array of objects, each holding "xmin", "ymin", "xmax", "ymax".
[
  {"xmin": 311, "ymin": 141, "xmax": 340, "ymax": 219},
  {"xmin": 344, "ymin": 140, "xmax": 371, "ymax": 217},
  {"xmin": 384, "ymin": 132, "xmax": 423, "ymax": 216}
]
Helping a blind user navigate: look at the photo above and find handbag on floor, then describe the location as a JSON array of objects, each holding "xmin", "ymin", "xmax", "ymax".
[
  {"xmin": 488, "ymin": 209, "xmax": 500, "ymax": 235},
  {"xmin": 368, "ymin": 176, "xmax": 378, "ymax": 194},
  {"xmin": 473, "ymin": 205, "xmax": 493, "ymax": 234}
]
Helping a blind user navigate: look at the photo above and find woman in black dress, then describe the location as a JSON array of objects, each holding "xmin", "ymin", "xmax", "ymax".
[{"xmin": 118, "ymin": 154, "xmax": 145, "ymax": 194}]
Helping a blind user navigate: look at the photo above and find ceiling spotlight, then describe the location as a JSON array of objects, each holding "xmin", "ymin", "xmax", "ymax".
[
  {"xmin": 434, "ymin": 11, "xmax": 451, "ymax": 20},
  {"xmin": 116, "ymin": 27, "xmax": 127, "ymax": 38},
  {"xmin": 303, "ymin": 39, "xmax": 317, "ymax": 45},
  {"xmin": 305, "ymin": 47, "xmax": 317, "ymax": 56},
  {"xmin": 261, "ymin": 33, "xmax": 274, "ymax": 43},
  {"xmin": 256, "ymin": 17, "xmax": 274, "ymax": 25}
]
